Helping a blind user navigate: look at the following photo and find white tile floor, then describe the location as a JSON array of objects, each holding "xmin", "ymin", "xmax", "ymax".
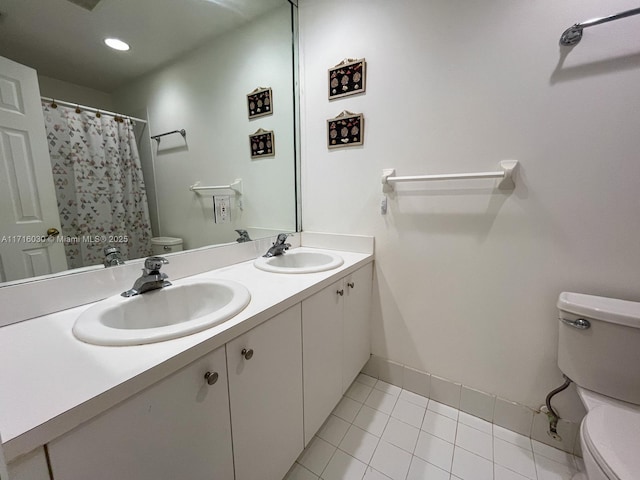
[{"xmin": 286, "ymin": 374, "xmax": 584, "ymax": 480}]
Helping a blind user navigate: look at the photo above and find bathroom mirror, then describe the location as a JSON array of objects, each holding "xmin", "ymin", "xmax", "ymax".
[{"xmin": 0, "ymin": 0, "xmax": 299, "ymax": 285}]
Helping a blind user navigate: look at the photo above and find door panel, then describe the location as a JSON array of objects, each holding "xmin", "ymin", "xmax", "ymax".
[
  {"xmin": 48, "ymin": 347, "xmax": 233, "ymax": 480},
  {"xmin": 227, "ymin": 305, "xmax": 304, "ymax": 480},
  {"xmin": 302, "ymin": 279, "xmax": 344, "ymax": 445},
  {"xmin": 0, "ymin": 56, "xmax": 67, "ymax": 282},
  {"xmin": 343, "ymin": 263, "xmax": 373, "ymax": 391}
]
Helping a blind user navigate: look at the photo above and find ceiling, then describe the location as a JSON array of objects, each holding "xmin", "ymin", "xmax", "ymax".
[{"xmin": 0, "ymin": 0, "xmax": 286, "ymax": 92}]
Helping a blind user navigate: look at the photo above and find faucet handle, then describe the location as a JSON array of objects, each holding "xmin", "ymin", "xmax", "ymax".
[
  {"xmin": 103, "ymin": 245, "xmax": 120, "ymax": 256},
  {"xmin": 144, "ymin": 256, "xmax": 169, "ymax": 272},
  {"xmin": 275, "ymin": 233, "xmax": 291, "ymax": 245}
]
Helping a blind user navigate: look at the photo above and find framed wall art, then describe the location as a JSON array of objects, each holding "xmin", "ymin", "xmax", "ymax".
[
  {"xmin": 328, "ymin": 58, "xmax": 366, "ymax": 100},
  {"xmin": 249, "ymin": 128, "xmax": 275, "ymax": 158},
  {"xmin": 327, "ymin": 111, "xmax": 364, "ymax": 149},
  {"xmin": 247, "ymin": 87, "xmax": 273, "ymax": 119}
]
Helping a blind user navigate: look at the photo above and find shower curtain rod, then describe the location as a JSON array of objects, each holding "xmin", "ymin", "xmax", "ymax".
[{"xmin": 41, "ymin": 96, "xmax": 148, "ymax": 124}]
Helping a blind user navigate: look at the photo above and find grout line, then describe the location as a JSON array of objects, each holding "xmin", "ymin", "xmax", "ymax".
[
  {"xmin": 295, "ymin": 462, "xmax": 319, "ymax": 479},
  {"xmin": 449, "ymin": 406, "xmax": 459, "ymax": 474},
  {"xmin": 318, "ymin": 442, "xmax": 338, "ymax": 480},
  {"xmin": 497, "ymin": 461, "xmax": 537, "ymax": 480}
]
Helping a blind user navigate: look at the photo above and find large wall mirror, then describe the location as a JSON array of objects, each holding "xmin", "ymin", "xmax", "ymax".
[{"xmin": 0, "ymin": 0, "xmax": 299, "ymax": 286}]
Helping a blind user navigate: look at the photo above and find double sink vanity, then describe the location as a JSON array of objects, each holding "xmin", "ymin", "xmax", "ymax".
[{"xmin": 0, "ymin": 234, "xmax": 374, "ymax": 480}]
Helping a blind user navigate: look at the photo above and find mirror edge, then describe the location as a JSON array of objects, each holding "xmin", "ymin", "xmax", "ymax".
[{"xmin": 291, "ymin": 0, "xmax": 302, "ymax": 234}]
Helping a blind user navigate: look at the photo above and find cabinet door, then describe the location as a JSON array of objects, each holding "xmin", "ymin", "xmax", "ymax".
[
  {"xmin": 301, "ymin": 279, "xmax": 344, "ymax": 445},
  {"xmin": 227, "ymin": 305, "xmax": 303, "ymax": 480},
  {"xmin": 343, "ymin": 263, "xmax": 373, "ymax": 391},
  {"xmin": 7, "ymin": 448, "xmax": 50, "ymax": 480},
  {"xmin": 47, "ymin": 346, "xmax": 233, "ymax": 480}
]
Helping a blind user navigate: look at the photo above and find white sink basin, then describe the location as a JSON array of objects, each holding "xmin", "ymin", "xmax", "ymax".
[
  {"xmin": 254, "ymin": 250, "xmax": 344, "ymax": 274},
  {"xmin": 73, "ymin": 278, "xmax": 251, "ymax": 346}
]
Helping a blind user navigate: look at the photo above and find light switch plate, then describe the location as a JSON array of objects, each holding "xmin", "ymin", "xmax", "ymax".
[{"xmin": 214, "ymin": 196, "xmax": 231, "ymax": 223}]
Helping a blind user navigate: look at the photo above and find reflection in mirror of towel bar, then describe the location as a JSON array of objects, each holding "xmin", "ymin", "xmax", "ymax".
[
  {"xmin": 151, "ymin": 129, "xmax": 187, "ymax": 142},
  {"xmin": 189, "ymin": 179, "xmax": 243, "ymax": 195}
]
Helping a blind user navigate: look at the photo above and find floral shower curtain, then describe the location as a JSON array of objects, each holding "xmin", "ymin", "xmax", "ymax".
[{"xmin": 42, "ymin": 102, "xmax": 152, "ymax": 269}]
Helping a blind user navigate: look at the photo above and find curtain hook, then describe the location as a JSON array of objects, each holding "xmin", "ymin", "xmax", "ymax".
[
  {"xmin": 96, "ymin": 110, "xmax": 101, "ymax": 118},
  {"xmin": 75, "ymin": 104, "xmax": 82, "ymax": 114},
  {"xmin": 51, "ymin": 99, "xmax": 58, "ymax": 109}
]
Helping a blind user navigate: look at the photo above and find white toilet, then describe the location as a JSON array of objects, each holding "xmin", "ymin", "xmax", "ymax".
[
  {"xmin": 557, "ymin": 292, "xmax": 640, "ymax": 480},
  {"xmin": 151, "ymin": 236, "xmax": 183, "ymax": 255}
]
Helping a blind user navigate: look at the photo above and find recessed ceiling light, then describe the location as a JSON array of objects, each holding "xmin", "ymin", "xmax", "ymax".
[{"xmin": 104, "ymin": 38, "xmax": 130, "ymax": 51}]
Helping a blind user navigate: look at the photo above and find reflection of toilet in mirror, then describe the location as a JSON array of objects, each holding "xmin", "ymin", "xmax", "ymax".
[
  {"xmin": 556, "ymin": 292, "xmax": 640, "ymax": 480},
  {"xmin": 151, "ymin": 237, "xmax": 183, "ymax": 256}
]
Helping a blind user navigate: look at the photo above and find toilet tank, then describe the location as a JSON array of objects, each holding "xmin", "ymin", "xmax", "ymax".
[
  {"xmin": 151, "ymin": 237, "xmax": 183, "ymax": 256},
  {"xmin": 557, "ymin": 292, "xmax": 640, "ymax": 406}
]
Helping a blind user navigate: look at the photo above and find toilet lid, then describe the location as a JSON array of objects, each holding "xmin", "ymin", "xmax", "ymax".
[{"xmin": 583, "ymin": 405, "xmax": 640, "ymax": 480}]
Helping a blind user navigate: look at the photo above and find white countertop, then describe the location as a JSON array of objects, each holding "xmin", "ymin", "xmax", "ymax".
[{"xmin": 0, "ymin": 247, "xmax": 373, "ymax": 462}]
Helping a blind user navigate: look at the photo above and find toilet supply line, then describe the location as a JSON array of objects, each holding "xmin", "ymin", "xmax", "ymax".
[{"xmin": 544, "ymin": 374, "xmax": 573, "ymax": 441}]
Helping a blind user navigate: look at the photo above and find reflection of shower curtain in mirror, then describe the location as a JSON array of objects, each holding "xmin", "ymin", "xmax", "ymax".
[{"xmin": 42, "ymin": 102, "xmax": 152, "ymax": 269}]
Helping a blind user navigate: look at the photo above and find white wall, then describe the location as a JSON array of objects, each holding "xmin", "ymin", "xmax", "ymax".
[
  {"xmin": 299, "ymin": 0, "xmax": 640, "ymax": 421},
  {"xmin": 112, "ymin": 5, "xmax": 296, "ymax": 250},
  {"xmin": 37, "ymin": 75, "xmax": 114, "ymax": 111}
]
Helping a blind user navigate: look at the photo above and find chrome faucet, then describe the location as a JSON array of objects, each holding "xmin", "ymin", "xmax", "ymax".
[
  {"xmin": 121, "ymin": 256, "xmax": 172, "ymax": 297},
  {"xmin": 263, "ymin": 233, "xmax": 291, "ymax": 257},
  {"xmin": 103, "ymin": 245, "xmax": 125, "ymax": 267},
  {"xmin": 235, "ymin": 229, "xmax": 252, "ymax": 243}
]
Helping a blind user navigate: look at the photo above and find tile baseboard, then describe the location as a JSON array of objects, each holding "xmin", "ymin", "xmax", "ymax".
[{"xmin": 362, "ymin": 354, "xmax": 582, "ymax": 457}]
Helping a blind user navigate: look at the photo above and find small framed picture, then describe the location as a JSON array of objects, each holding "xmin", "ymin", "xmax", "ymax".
[
  {"xmin": 249, "ymin": 128, "xmax": 275, "ymax": 158},
  {"xmin": 328, "ymin": 58, "xmax": 366, "ymax": 100},
  {"xmin": 247, "ymin": 87, "xmax": 273, "ymax": 119},
  {"xmin": 327, "ymin": 111, "xmax": 364, "ymax": 149}
]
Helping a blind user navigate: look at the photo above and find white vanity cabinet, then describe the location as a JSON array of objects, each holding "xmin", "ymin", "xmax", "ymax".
[
  {"xmin": 47, "ymin": 346, "xmax": 234, "ymax": 480},
  {"xmin": 342, "ymin": 263, "xmax": 373, "ymax": 390},
  {"xmin": 226, "ymin": 304, "xmax": 304, "ymax": 480},
  {"xmin": 302, "ymin": 278, "xmax": 344, "ymax": 445},
  {"xmin": 7, "ymin": 448, "xmax": 50, "ymax": 480},
  {"xmin": 302, "ymin": 263, "xmax": 373, "ymax": 445},
  {"xmin": 26, "ymin": 258, "xmax": 373, "ymax": 480}
]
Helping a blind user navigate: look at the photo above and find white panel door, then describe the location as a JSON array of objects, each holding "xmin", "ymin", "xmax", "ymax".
[
  {"xmin": 301, "ymin": 279, "xmax": 344, "ymax": 445},
  {"xmin": 47, "ymin": 346, "xmax": 234, "ymax": 480},
  {"xmin": 0, "ymin": 56, "xmax": 66, "ymax": 282},
  {"xmin": 227, "ymin": 305, "xmax": 304, "ymax": 480},
  {"xmin": 343, "ymin": 263, "xmax": 373, "ymax": 390}
]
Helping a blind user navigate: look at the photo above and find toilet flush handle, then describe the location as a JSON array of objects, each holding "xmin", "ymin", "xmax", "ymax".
[{"xmin": 560, "ymin": 317, "xmax": 591, "ymax": 329}]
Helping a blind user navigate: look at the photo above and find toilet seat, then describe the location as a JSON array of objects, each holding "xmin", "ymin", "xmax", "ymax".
[{"xmin": 582, "ymin": 405, "xmax": 640, "ymax": 480}]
